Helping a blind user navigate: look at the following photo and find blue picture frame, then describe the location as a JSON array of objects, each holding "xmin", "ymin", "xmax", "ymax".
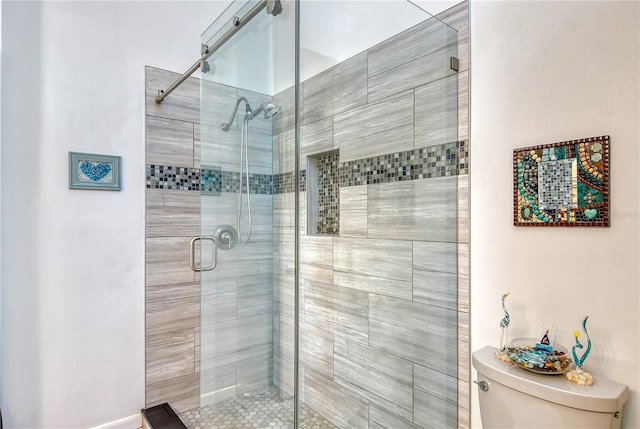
[{"xmin": 69, "ymin": 152, "xmax": 121, "ymax": 191}]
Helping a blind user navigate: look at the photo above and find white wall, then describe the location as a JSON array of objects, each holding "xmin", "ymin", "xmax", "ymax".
[
  {"xmin": 470, "ymin": 1, "xmax": 639, "ymax": 428},
  {"xmin": 1, "ymin": 1, "xmax": 229, "ymax": 427}
]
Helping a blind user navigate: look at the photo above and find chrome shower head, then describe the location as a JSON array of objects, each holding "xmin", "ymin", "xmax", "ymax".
[
  {"xmin": 262, "ymin": 103, "xmax": 280, "ymax": 118},
  {"xmin": 247, "ymin": 102, "xmax": 280, "ymax": 120}
]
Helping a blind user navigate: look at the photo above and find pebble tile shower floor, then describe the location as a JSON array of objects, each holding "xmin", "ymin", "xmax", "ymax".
[{"xmin": 179, "ymin": 386, "xmax": 338, "ymax": 429}]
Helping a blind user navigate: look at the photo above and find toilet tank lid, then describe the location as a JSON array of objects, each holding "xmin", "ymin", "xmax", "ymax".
[{"xmin": 472, "ymin": 346, "xmax": 629, "ymax": 413}]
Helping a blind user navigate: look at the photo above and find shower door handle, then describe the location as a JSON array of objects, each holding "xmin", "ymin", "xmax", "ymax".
[{"xmin": 189, "ymin": 236, "xmax": 217, "ymax": 272}]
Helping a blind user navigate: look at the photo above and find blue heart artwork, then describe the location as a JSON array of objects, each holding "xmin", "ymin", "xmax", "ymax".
[{"xmin": 79, "ymin": 160, "xmax": 113, "ymax": 183}]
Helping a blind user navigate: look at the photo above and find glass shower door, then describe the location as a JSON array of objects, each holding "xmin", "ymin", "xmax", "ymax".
[{"xmin": 196, "ymin": 1, "xmax": 297, "ymax": 428}]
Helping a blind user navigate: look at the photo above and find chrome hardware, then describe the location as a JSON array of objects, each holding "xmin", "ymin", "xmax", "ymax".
[
  {"xmin": 266, "ymin": 0, "xmax": 283, "ymax": 16},
  {"xmin": 189, "ymin": 236, "xmax": 217, "ymax": 272},
  {"xmin": 214, "ymin": 225, "xmax": 239, "ymax": 250},
  {"xmin": 450, "ymin": 56, "xmax": 460, "ymax": 72},
  {"xmin": 614, "ymin": 411, "xmax": 621, "ymax": 419},
  {"xmin": 156, "ymin": 0, "xmax": 275, "ymax": 103},
  {"xmin": 474, "ymin": 380, "xmax": 489, "ymax": 392}
]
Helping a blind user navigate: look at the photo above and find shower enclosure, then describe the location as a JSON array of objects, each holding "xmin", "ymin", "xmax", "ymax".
[{"xmin": 146, "ymin": 0, "xmax": 463, "ymax": 427}]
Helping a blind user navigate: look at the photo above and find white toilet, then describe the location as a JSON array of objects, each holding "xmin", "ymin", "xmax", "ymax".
[{"xmin": 472, "ymin": 346, "xmax": 629, "ymax": 429}]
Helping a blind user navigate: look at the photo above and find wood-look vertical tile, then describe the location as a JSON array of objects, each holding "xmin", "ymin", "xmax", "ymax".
[
  {"xmin": 368, "ymin": 178, "xmax": 458, "ymax": 243},
  {"xmin": 299, "ymin": 235, "xmax": 333, "ymax": 284},
  {"xmin": 458, "ymin": 70, "xmax": 470, "ymax": 141},
  {"xmin": 200, "ymin": 363, "xmax": 237, "ymax": 407},
  {"xmin": 146, "ymin": 282, "xmax": 200, "ymax": 336},
  {"xmin": 333, "ymin": 237, "xmax": 412, "ymax": 300},
  {"xmin": 334, "ymin": 336, "xmax": 413, "ymax": 420},
  {"xmin": 237, "ymin": 353, "xmax": 273, "ymax": 395},
  {"xmin": 146, "ymin": 372, "xmax": 200, "ymax": 413},
  {"xmin": 145, "ymin": 189, "xmax": 199, "ymax": 238},
  {"xmin": 200, "ymin": 313, "xmax": 272, "ymax": 368},
  {"xmin": 415, "ymin": 360, "xmax": 461, "ymax": 427},
  {"xmin": 146, "ymin": 67, "xmax": 200, "ymax": 124},
  {"xmin": 415, "ymin": 74, "xmax": 458, "ymax": 148},
  {"xmin": 145, "ymin": 236, "xmax": 195, "ymax": 287},
  {"xmin": 339, "ymin": 186, "xmax": 367, "ymax": 238},
  {"xmin": 304, "ymin": 281, "xmax": 368, "ymax": 343},
  {"xmin": 146, "ymin": 116, "xmax": 195, "ymax": 167},
  {"xmin": 303, "ymin": 52, "xmax": 368, "ymax": 125},
  {"xmin": 200, "ymin": 79, "xmax": 239, "ymax": 127},
  {"xmin": 436, "ymin": 1, "xmax": 469, "ymax": 38},
  {"xmin": 272, "ymin": 85, "xmax": 296, "ymax": 135},
  {"xmin": 304, "ymin": 370, "xmax": 369, "ymax": 429},
  {"xmin": 300, "ymin": 118, "xmax": 333, "ymax": 163},
  {"xmin": 334, "ymin": 90, "xmax": 414, "ymax": 162},
  {"xmin": 369, "ymin": 295, "xmax": 457, "ymax": 376},
  {"xmin": 369, "ymin": 25, "xmax": 458, "ymax": 102},
  {"xmin": 369, "ymin": 404, "xmax": 421, "ymax": 429},
  {"xmin": 458, "ymin": 175, "xmax": 469, "ymax": 243},
  {"xmin": 368, "ymin": 18, "xmax": 456, "ymax": 78},
  {"xmin": 237, "ymin": 273, "xmax": 273, "ymax": 318},
  {"xmin": 299, "ymin": 323, "xmax": 334, "ymax": 379},
  {"xmin": 145, "ymin": 328, "xmax": 196, "ymax": 385}
]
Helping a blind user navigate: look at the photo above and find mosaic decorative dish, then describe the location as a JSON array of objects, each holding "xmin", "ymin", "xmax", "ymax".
[{"xmin": 507, "ymin": 338, "xmax": 572, "ymax": 375}]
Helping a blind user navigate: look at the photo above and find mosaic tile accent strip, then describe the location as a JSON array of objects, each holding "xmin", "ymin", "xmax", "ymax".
[
  {"xmin": 201, "ymin": 166, "xmax": 222, "ymax": 195},
  {"xmin": 339, "ymin": 140, "xmax": 467, "ymax": 187},
  {"xmin": 178, "ymin": 386, "xmax": 338, "ymax": 429},
  {"xmin": 310, "ymin": 150, "xmax": 340, "ymax": 234},
  {"xmin": 272, "ymin": 170, "xmax": 307, "ymax": 194},
  {"xmin": 146, "ymin": 141, "xmax": 467, "ymax": 195},
  {"xmin": 513, "ymin": 135, "xmax": 609, "ymax": 226},
  {"xmin": 220, "ymin": 171, "xmax": 273, "ymax": 195},
  {"xmin": 146, "ymin": 165, "xmax": 201, "ymax": 191},
  {"xmin": 146, "ymin": 164, "xmax": 272, "ymax": 195}
]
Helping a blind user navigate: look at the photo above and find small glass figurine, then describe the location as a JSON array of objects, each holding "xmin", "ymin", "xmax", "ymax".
[
  {"xmin": 566, "ymin": 316, "xmax": 594, "ymax": 385},
  {"xmin": 495, "ymin": 292, "xmax": 512, "ymax": 361}
]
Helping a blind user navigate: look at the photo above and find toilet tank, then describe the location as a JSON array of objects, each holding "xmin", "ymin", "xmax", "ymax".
[{"xmin": 472, "ymin": 346, "xmax": 629, "ymax": 429}]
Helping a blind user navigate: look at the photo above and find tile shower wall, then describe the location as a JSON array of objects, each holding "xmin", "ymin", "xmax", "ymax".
[
  {"xmin": 144, "ymin": 1, "xmax": 470, "ymax": 424},
  {"xmin": 144, "ymin": 66, "xmax": 275, "ymax": 413},
  {"xmin": 272, "ymin": 3, "xmax": 470, "ymax": 429}
]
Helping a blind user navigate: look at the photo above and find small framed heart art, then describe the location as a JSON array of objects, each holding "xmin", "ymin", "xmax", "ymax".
[{"xmin": 69, "ymin": 152, "xmax": 121, "ymax": 191}]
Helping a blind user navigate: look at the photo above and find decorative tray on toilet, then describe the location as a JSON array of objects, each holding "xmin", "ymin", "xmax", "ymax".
[{"xmin": 507, "ymin": 338, "xmax": 572, "ymax": 374}]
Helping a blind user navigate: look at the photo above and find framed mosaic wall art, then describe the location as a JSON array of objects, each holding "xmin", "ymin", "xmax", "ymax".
[
  {"xmin": 69, "ymin": 152, "xmax": 121, "ymax": 191},
  {"xmin": 513, "ymin": 135, "xmax": 609, "ymax": 227}
]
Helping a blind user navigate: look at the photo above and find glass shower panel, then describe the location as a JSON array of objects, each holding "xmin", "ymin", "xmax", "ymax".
[
  {"xmin": 294, "ymin": 2, "xmax": 460, "ymax": 428},
  {"xmin": 196, "ymin": 1, "xmax": 296, "ymax": 428},
  {"xmin": 195, "ymin": 0, "xmax": 460, "ymax": 427}
]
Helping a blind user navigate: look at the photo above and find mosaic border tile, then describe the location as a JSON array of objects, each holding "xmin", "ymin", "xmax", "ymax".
[
  {"xmin": 146, "ymin": 164, "xmax": 272, "ymax": 195},
  {"xmin": 201, "ymin": 166, "xmax": 222, "ymax": 195},
  {"xmin": 146, "ymin": 140, "xmax": 468, "ymax": 195},
  {"xmin": 272, "ymin": 171, "xmax": 307, "ymax": 194},
  {"xmin": 513, "ymin": 135, "xmax": 609, "ymax": 227},
  {"xmin": 220, "ymin": 171, "xmax": 273, "ymax": 195},
  {"xmin": 146, "ymin": 165, "xmax": 201, "ymax": 191},
  {"xmin": 339, "ymin": 141, "xmax": 467, "ymax": 188},
  {"xmin": 310, "ymin": 150, "xmax": 340, "ymax": 235}
]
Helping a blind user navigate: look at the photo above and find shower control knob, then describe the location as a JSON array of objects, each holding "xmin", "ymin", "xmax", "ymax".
[
  {"xmin": 214, "ymin": 225, "xmax": 239, "ymax": 250},
  {"xmin": 220, "ymin": 231, "xmax": 233, "ymax": 249}
]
